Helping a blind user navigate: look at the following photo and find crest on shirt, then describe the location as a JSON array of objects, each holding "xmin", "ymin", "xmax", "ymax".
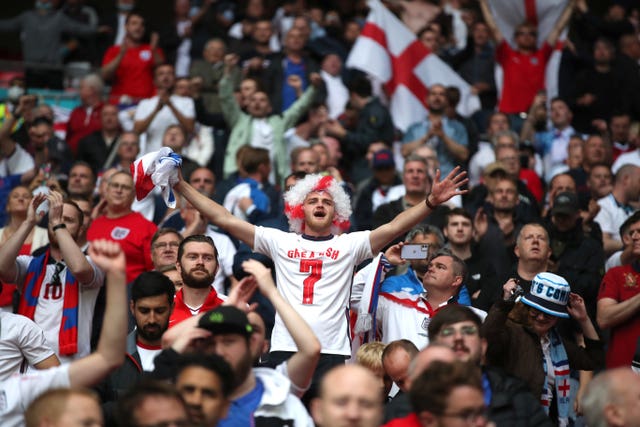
[
  {"xmin": 530, "ymin": 57, "xmax": 539, "ymax": 66},
  {"xmin": 421, "ymin": 317, "xmax": 430, "ymax": 332},
  {"xmin": 139, "ymin": 50, "xmax": 152, "ymax": 61},
  {"xmin": 624, "ymin": 273, "xmax": 637, "ymax": 289},
  {"xmin": 111, "ymin": 227, "xmax": 131, "ymax": 240}
]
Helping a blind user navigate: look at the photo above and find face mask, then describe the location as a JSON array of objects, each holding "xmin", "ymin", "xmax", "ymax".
[
  {"xmin": 118, "ymin": 3, "xmax": 134, "ymax": 12},
  {"xmin": 35, "ymin": 1, "xmax": 52, "ymax": 11},
  {"xmin": 7, "ymin": 86, "xmax": 24, "ymax": 103}
]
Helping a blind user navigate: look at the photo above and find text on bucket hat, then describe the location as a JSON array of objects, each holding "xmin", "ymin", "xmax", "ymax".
[{"xmin": 521, "ymin": 272, "xmax": 571, "ymax": 319}]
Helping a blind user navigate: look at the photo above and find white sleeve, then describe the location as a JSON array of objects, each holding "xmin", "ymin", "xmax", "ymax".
[
  {"xmin": 133, "ymin": 98, "xmax": 154, "ymax": 121},
  {"xmin": 16, "ymin": 316, "xmax": 56, "ymax": 366},
  {"xmin": 80, "ymin": 256, "xmax": 105, "ymax": 289}
]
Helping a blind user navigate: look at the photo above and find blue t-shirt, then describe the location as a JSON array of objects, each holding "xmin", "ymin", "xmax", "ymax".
[
  {"xmin": 281, "ymin": 59, "xmax": 307, "ymax": 112},
  {"xmin": 218, "ymin": 378, "xmax": 265, "ymax": 427},
  {"xmin": 0, "ymin": 174, "xmax": 22, "ymax": 225}
]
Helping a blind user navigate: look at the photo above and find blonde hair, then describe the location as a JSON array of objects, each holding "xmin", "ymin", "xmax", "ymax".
[{"xmin": 356, "ymin": 341, "xmax": 387, "ymax": 373}]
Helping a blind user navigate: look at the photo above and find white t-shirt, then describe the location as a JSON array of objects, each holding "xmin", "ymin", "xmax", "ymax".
[
  {"xmin": 0, "ymin": 364, "xmax": 70, "ymax": 427},
  {"xmin": 134, "ymin": 95, "xmax": 195, "ymax": 155},
  {"xmin": 137, "ymin": 345, "xmax": 161, "ymax": 372},
  {"xmin": 612, "ymin": 150, "xmax": 640, "ymax": 174},
  {"xmin": 321, "ymin": 70, "xmax": 349, "ymax": 120},
  {"xmin": 0, "ymin": 144, "xmax": 34, "ymax": 177},
  {"xmin": 14, "ymin": 255, "xmax": 105, "ymax": 364},
  {"xmin": 376, "ymin": 292, "xmax": 487, "ymax": 349},
  {"xmin": 254, "ymin": 227, "xmax": 373, "ymax": 355},
  {"xmin": 0, "ymin": 312, "xmax": 55, "ymax": 380},
  {"xmin": 594, "ymin": 194, "xmax": 634, "ymax": 243}
]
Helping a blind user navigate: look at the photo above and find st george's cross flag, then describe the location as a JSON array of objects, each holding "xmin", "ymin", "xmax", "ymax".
[
  {"xmin": 346, "ymin": 0, "xmax": 480, "ymax": 132},
  {"xmin": 487, "ymin": 0, "xmax": 569, "ymax": 101}
]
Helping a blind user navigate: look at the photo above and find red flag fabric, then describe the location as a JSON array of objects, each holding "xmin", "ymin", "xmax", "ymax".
[{"xmin": 346, "ymin": 0, "xmax": 480, "ymax": 132}]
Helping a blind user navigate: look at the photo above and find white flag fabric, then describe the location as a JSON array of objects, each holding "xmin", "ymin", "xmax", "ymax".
[
  {"xmin": 488, "ymin": 0, "xmax": 569, "ymax": 101},
  {"xmin": 346, "ymin": 0, "xmax": 480, "ymax": 132}
]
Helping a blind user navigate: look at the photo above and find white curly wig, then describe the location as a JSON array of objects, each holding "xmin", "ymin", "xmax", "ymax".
[{"xmin": 284, "ymin": 174, "xmax": 352, "ymax": 234}]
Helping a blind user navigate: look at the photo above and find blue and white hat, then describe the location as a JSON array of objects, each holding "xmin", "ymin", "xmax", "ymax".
[{"xmin": 521, "ymin": 272, "xmax": 571, "ymax": 319}]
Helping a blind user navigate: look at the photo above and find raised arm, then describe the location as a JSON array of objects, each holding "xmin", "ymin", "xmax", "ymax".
[
  {"xmin": 174, "ymin": 174, "xmax": 255, "ymax": 246},
  {"xmin": 547, "ymin": 0, "xmax": 576, "ymax": 46},
  {"xmin": 68, "ymin": 240, "xmax": 127, "ymax": 387},
  {"xmin": 478, "ymin": 0, "xmax": 504, "ymax": 44},
  {"xmin": 49, "ymin": 192, "xmax": 95, "ymax": 284},
  {"xmin": 369, "ymin": 167, "xmax": 468, "ymax": 253},
  {"xmin": 0, "ymin": 193, "xmax": 46, "ymax": 284},
  {"xmin": 242, "ymin": 259, "xmax": 321, "ymax": 394}
]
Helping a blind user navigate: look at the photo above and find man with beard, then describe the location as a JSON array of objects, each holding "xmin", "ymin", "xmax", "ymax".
[
  {"xmin": 96, "ymin": 271, "xmax": 175, "ymax": 417},
  {"xmin": 195, "ymin": 306, "xmax": 313, "ymax": 426},
  {"xmin": 175, "ymin": 353, "xmax": 233, "ymax": 427},
  {"xmin": 169, "ymin": 235, "xmax": 226, "ymax": 327},
  {"xmin": 0, "ymin": 191, "xmax": 104, "ymax": 364}
]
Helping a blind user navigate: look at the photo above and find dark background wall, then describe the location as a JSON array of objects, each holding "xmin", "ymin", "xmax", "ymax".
[{"xmin": 0, "ymin": 0, "xmax": 173, "ymax": 60}]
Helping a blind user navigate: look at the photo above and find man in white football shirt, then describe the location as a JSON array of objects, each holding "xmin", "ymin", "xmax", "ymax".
[{"xmin": 174, "ymin": 167, "xmax": 467, "ymax": 387}]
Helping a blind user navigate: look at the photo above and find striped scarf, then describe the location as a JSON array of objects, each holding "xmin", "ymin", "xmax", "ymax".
[
  {"xmin": 541, "ymin": 328, "xmax": 571, "ymax": 427},
  {"xmin": 18, "ymin": 249, "xmax": 79, "ymax": 356}
]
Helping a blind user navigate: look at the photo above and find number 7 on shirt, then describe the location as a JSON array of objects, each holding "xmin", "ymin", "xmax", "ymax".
[{"xmin": 300, "ymin": 259, "xmax": 322, "ymax": 305}]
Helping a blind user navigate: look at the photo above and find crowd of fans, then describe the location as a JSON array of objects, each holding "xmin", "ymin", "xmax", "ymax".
[{"xmin": 1, "ymin": 0, "xmax": 640, "ymax": 426}]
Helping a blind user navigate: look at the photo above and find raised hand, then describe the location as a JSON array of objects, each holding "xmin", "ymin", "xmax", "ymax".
[
  {"xmin": 309, "ymin": 72, "xmax": 323, "ymax": 87},
  {"xmin": 242, "ymin": 259, "xmax": 277, "ymax": 299},
  {"xmin": 89, "ymin": 239, "xmax": 126, "ymax": 274},
  {"xmin": 225, "ymin": 276, "xmax": 258, "ymax": 312},
  {"xmin": 27, "ymin": 192, "xmax": 48, "ymax": 224},
  {"xmin": 567, "ymin": 292, "xmax": 588, "ymax": 322},
  {"xmin": 47, "ymin": 191, "xmax": 64, "ymax": 227},
  {"xmin": 287, "ymin": 75, "xmax": 303, "ymax": 92},
  {"xmin": 428, "ymin": 166, "xmax": 468, "ymax": 206}
]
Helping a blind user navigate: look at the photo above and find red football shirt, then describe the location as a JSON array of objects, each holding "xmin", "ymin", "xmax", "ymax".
[{"xmin": 496, "ymin": 41, "xmax": 553, "ymax": 114}]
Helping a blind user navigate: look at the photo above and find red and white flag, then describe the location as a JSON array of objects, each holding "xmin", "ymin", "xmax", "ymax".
[
  {"xmin": 488, "ymin": 0, "xmax": 569, "ymax": 100},
  {"xmin": 346, "ymin": 0, "xmax": 480, "ymax": 132}
]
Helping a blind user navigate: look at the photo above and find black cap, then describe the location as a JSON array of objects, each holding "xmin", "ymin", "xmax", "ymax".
[
  {"xmin": 372, "ymin": 149, "xmax": 395, "ymax": 170},
  {"xmin": 198, "ymin": 306, "xmax": 253, "ymax": 337},
  {"xmin": 551, "ymin": 192, "xmax": 579, "ymax": 216}
]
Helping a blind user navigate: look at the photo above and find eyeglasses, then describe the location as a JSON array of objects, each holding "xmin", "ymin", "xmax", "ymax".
[
  {"xmin": 108, "ymin": 182, "xmax": 133, "ymax": 192},
  {"xmin": 438, "ymin": 325, "xmax": 479, "ymax": 338},
  {"xmin": 441, "ymin": 407, "xmax": 489, "ymax": 425},
  {"xmin": 153, "ymin": 241, "xmax": 180, "ymax": 250},
  {"xmin": 528, "ymin": 307, "xmax": 556, "ymax": 320}
]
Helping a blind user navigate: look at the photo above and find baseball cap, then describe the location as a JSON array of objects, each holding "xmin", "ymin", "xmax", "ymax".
[
  {"xmin": 198, "ymin": 306, "xmax": 253, "ymax": 337},
  {"xmin": 551, "ymin": 192, "xmax": 579, "ymax": 216},
  {"xmin": 483, "ymin": 161, "xmax": 507, "ymax": 178},
  {"xmin": 520, "ymin": 272, "xmax": 571, "ymax": 318},
  {"xmin": 372, "ymin": 149, "xmax": 395, "ymax": 170}
]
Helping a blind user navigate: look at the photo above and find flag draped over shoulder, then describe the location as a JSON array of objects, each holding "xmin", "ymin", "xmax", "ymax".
[
  {"xmin": 346, "ymin": 0, "xmax": 480, "ymax": 132},
  {"xmin": 488, "ymin": 0, "xmax": 569, "ymax": 100}
]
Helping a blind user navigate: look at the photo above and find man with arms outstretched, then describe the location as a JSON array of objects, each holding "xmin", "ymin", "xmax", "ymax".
[{"xmin": 174, "ymin": 167, "xmax": 467, "ymax": 384}]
